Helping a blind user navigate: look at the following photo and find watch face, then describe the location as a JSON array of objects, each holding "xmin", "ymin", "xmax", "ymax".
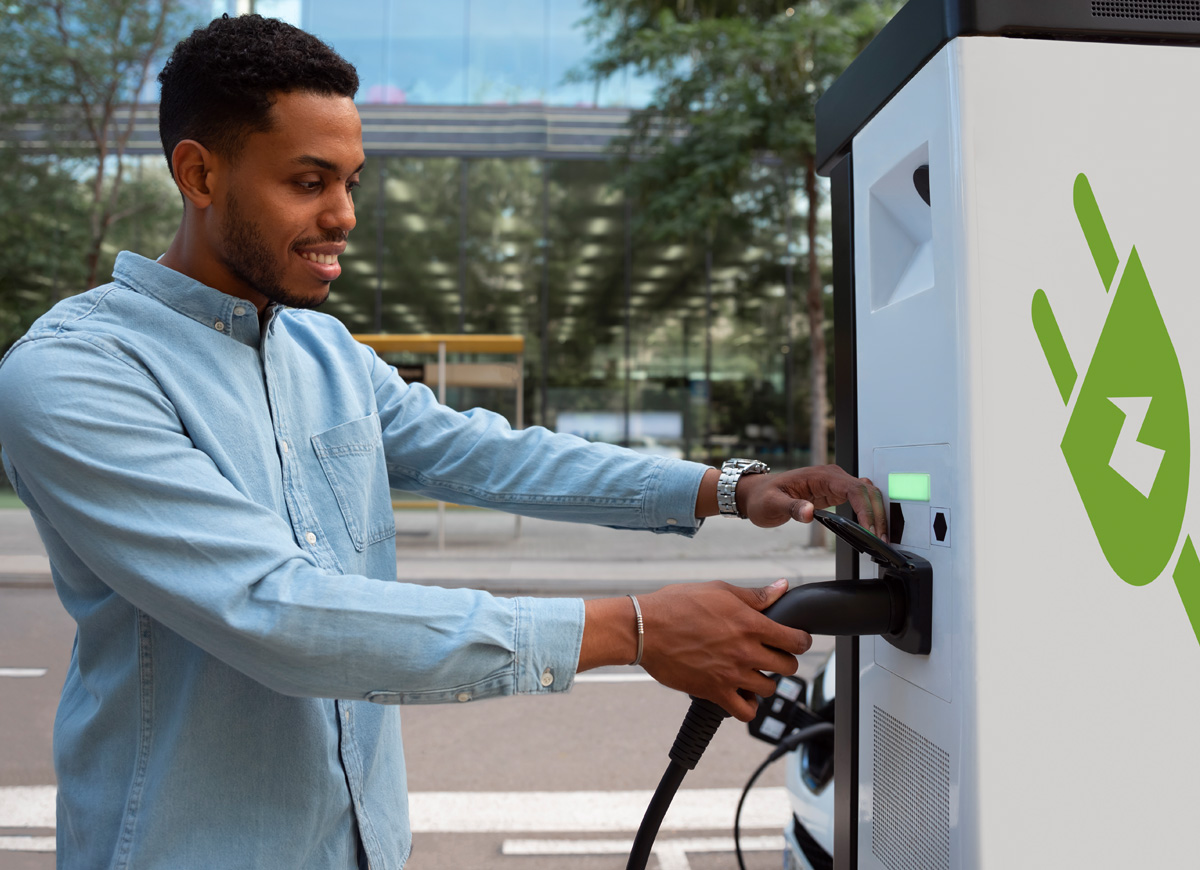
[{"xmin": 726, "ymin": 459, "xmax": 769, "ymax": 473}]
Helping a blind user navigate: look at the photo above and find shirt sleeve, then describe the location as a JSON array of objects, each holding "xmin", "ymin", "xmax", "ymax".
[
  {"xmin": 0, "ymin": 334, "xmax": 583, "ymax": 704},
  {"xmin": 359, "ymin": 341, "xmax": 711, "ymax": 535}
]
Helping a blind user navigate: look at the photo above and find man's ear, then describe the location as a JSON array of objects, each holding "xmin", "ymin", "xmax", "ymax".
[{"xmin": 171, "ymin": 139, "xmax": 219, "ymax": 209}]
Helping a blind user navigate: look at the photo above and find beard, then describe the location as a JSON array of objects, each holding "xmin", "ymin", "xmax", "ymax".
[{"xmin": 218, "ymin": 191, "xmax": 335, "ymax": 310}]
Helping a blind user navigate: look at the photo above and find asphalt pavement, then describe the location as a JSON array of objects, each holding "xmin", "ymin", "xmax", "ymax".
[{"xmin": 0, "ymin": 506, "xmax": 837, "ymax": 869}]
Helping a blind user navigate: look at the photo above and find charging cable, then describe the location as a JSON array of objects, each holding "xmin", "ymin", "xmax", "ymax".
[
  {"xmin": 734, "ymin": 722, "xmax": 833, "ymax": 870},
  {"xmin": 626, "ymin": 576, "xmax": 906, "ymax": 870},
  {"xmin": 625, "ymin": 696, "xmax": 729, "ymax": 869}
]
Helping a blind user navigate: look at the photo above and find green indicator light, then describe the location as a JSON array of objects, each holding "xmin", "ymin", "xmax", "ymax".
[{"xmin": 889, "ymin": 473, "xmax": 931, "ymax": 502}]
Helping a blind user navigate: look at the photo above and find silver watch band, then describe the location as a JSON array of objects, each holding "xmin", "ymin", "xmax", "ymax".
[{"xmin": 717, "ymin": 458, "xmax": 770, "ymax": 518}]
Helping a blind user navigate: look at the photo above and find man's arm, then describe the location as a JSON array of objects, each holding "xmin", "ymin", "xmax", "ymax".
[
  {"xmin": 694, "ymin": 465, "xmax": 888, "ymax": 538},
  {"xmin": 580, "ymin": 579, "xmax": 807, "ymax": 722},
  {"xmin": 582, "ymin": 464, "xmax": 887, "ymax": 722},
  {"xmin": 361, "ymin": 342, "xmax": 709, "ymax": 536},
  {"xmin": 357, "ymin": 338, "xmax": 888, "ymax": 719},
  {"xmin": 0, "ymin": 335, "xmax": 583, "ymax": 704}
]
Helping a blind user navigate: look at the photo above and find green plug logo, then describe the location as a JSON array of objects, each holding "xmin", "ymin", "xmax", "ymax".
[{"xmin": 1032, "ymin": 174, "xmax": 1200, "ymax": 644}]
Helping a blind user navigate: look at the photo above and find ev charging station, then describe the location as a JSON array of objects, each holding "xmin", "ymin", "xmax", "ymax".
[{"xmin": 807, "ymin": 1, "xmax": 1200, "ymax": 868}]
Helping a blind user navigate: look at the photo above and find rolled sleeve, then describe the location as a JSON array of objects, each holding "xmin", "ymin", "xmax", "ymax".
[
  {"xmin": 514, "ymin": 596, "xmax": 586, "ymax": 695},
  {"xmin": 641, "ymin": 457, "xmax": 710, "ymax": 536}
]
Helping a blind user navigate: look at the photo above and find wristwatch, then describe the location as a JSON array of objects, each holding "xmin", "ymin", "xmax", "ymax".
[{"xmin": 717, "ymin": 458, "xmax": 771, "ymax": 518}]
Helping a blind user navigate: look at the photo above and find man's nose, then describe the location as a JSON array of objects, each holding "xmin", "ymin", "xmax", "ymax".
[{"xmin": 319, "ymin": 188, "xmax": 356, "ymax": 234}]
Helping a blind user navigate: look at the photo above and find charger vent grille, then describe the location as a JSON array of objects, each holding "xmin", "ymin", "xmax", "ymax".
[
  {"xmin": 1092, "ymin": 1, "xmax": 1200, "ymax": 20},
  {"xmin": 871, "ymin": 707, "xmax": 950, "ymax": 870}
]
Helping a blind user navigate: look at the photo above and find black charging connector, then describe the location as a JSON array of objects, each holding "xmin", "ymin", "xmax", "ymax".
[
  {"xmin": 748, "ymin": 673, "xmax": 816, "ymax": 746},
  {"xmin": 625, "ymin": 509, "xmax": 934, "ymax": 870}
]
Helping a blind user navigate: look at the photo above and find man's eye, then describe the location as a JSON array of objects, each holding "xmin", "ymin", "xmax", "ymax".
[
  {"xmin": 347, "ymin": 180, "xmax": 361, "ymax": 193},
  {"xmin": 297, "ymin": 180, "xmax": 322, "ymax": 191}
]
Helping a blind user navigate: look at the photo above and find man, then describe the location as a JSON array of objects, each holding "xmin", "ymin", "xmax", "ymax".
[{"xmin": 0, "ymin": 14, "xmax": 886, "ymax": 869}]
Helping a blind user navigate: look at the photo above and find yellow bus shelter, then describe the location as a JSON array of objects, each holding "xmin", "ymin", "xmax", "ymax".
[{"xmin": 352, "ymin": 334, "xmax": 525, "ymax": 548}]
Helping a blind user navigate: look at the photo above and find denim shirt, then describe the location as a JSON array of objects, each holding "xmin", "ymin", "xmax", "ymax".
[{"xmin": 0, "ymin": 252, "xmax": 708, "ymax": 870}]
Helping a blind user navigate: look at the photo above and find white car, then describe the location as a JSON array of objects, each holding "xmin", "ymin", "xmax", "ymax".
[{"xmin": 781, "ymin": 651, "xmax": 836, "ymax": 870}]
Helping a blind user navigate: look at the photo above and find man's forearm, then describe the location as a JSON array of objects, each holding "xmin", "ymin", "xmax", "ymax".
[
  {"xmin": 693, "ymin": 465, "xmax": 774, "ymax": 519},
  {"xmin": 576, "ymin": 580, "xmax": 812, "ymax": 721},
  {"xmin": 694, "ymin": 467, "xmax": 720, "ymax": 518},
  {"xmin": 579, "ymin": 596, "xmax": 639, "ymax": 671}
]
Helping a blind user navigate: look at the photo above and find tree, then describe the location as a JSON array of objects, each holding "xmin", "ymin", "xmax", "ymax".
[
  {"xmin": 0, "ymin": 148, "xmax": 92, "ymax": 354},
  {"xmin": 578, "ymin": 0, "xmax": 897, "ymax": 539},
  {"xmin": 0, "ymin": 0, "xmax": 196, "ymax": 291}
]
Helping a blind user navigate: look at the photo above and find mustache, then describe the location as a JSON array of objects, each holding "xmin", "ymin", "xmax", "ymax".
[{"xmin": 292, "ymin": 231, "xmax": 348, "ymax": 249}]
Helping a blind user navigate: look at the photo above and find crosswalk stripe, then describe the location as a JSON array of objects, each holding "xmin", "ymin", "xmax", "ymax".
[
  {"xmin": 574, "ymin": 672, "xmax": 654, "ymax": 683},
  {"xmin": 502, "ymin": 835, "xmax": 786, "ymax": 870},
  {"xmin": 408, "ymin": 788, "xmax": 789, "ymax": 833},
  {"xmin": 0, "ymin": 785, "xmax": 789, "ymax": 835},
  {"xmin": 0, "ymin": 836, "xmax": 56, "ymax": 853},
  {"xmin": 0, "ymin": 786, "xmax": 55, "ymax": 828},
  {"xmin": 502, "ymin": 835, "xmax": 784, "ymax": 854}
]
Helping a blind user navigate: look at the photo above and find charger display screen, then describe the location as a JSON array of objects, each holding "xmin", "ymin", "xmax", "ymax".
[{"xmin": 888, "ymin": 472, "xmax": 931, "ymax": 502}]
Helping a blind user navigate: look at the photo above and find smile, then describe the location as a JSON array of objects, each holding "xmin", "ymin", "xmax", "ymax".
[{"xmin": 300, "ymin": 251, "xmax": 338, "ymax": 265}]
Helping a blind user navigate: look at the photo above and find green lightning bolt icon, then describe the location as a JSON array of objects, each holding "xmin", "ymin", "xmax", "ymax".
[{"xmin": 1032, "ymin": 173, "xmax": 1200, "ymax": 645}]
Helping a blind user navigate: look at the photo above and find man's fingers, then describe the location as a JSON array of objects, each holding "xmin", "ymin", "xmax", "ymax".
[
  {"xmin": 863, "ymin": 477, "xmax": 888, "ymax": 541},
  {"xmin": 728, "ymin": 580, "xmax": 813, "ymax": 655},
  {"xmin": 847, "ymin": 477, "xmax": 888, "ymax": 541},
  {"xmin": 745, "ymin": 670, "xmax": 779, "ymax": 699},
  {"xmin": 789, "ymin": 499, "xmax": 815, "ymax": 523},
  {"xmin": 761, "ymin": 645, "xmax": 803, "ymax": 677},
  {"xmin": 737, "ymin": 577, "xmax": 790, "ymax": 611},
  {"xmin": 722, "ymin": 690, "xmax": 759, "ymax": 723},
  {"xmin": 764, "ymin": 623, "xmax": 812, "ymax": 658},
  {"xmin": 644, "ymin": 580, "xmax": 813, "ymax": 722}
]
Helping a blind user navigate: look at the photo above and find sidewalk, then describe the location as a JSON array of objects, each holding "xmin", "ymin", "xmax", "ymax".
[{"xmin": 0, "ymin": 507, "xmax": 838, "ymax": 595}]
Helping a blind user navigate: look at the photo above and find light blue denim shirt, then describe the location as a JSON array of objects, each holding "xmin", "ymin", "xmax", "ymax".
[{"xmin": 0, "ymin": 252, "xmax": 709, "ymax": 870}]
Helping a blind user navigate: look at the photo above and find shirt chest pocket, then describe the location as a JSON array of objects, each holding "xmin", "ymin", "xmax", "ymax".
[{"xmin": 311, "ymin": 414, "xmax": 396, "ymax": 552}]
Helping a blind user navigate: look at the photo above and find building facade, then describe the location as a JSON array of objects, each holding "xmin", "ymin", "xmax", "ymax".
[{"xmin": 113, "ymin": 0, "xmax": 819, "ymax": 464}]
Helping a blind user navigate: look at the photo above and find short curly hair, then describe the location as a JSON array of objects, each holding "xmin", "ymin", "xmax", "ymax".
[{"xmin": 157, "ymin": 14, "xmax": 359, "ymax": 176}]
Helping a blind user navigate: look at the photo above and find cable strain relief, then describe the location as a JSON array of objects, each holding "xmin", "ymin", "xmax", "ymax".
[{"xmin": 669, "ymin": 697, "xmax": 729, "ymax": 770}]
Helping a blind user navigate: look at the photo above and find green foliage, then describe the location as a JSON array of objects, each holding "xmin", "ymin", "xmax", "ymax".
[
  {"xmin": 0, "ymin": 0, "xmax": 197, "ymax": 298},
  {"xmin": 0, "ymin": 151, "xmax": 90, "ymax": 353},
  {"xmin": 576, "ymin": 0, "xmax": 897, "ymax": 241},
  {"xmin": 0, "ymin": 151, "xmax": 180, "ymax": 355},
  {"xmin": 1, "ymin": 0, "xmax": 185, "ymax": 115},
  {"xmin": 574, "ymin": 0, "xmax": 896, "ymax": 476}
]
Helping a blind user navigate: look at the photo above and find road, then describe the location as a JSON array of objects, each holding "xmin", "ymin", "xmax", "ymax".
[{"xmin": 0, "ymin": 509, "xmax": 835, "ymax": 869}]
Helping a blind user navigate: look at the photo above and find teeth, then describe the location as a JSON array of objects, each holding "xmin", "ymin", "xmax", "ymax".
[{"xmin": 301, "ymin": 252, "xmax": 337, "ymax": 265}]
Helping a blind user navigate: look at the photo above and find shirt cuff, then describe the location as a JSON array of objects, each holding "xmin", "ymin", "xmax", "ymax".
[
  {"xmin": 514, "ymin": 596, "xmax": 586, "ymax": 695},
  {"xmin": 641, "ymin": 459, "xmax": 710, "ymax": 536}
]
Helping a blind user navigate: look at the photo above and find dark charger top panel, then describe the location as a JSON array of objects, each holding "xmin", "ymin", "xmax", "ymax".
[{"xmin": 816, "ymin": 0, "xmax": 1200, "ymax": 175}]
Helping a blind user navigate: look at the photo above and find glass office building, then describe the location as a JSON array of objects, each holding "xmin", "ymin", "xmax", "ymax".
[{"xmin": 106, "ymin": 0, "xmax": 821, "ymax": 465}]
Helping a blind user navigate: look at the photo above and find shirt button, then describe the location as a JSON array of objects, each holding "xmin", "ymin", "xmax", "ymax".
[
  {"xmin": 666, "ymin": 518, "xmax": 678, "ymax": 525},
  {"xmin": 214, "ymin": 320, "xmax": 225, "ymax": 332},
  {"xmin": 233, "ymin": 306, "xmax": 246, "ymax": 316},
  {"xmin": 456, "ymin": 692, "xmax": 471, "ymax": 702},
  {"xmin": 281, "ymin": 441, "xmax": 289, "ymax": 453},
  {"xmin": 305, "ymin": 532, "xmax": 317, "ymax": 545},
  {"xmin": 540, "ymin": 668, "xmax": 554, "ymax": 688}
]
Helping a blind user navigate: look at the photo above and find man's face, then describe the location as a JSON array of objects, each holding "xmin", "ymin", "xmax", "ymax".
[{"xmin": 209, "ymin": 91, "xmax": 365, "ymax": 312}]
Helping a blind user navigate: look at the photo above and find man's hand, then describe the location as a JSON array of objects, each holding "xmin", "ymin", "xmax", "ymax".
[
  {"xmin": 697, "ymin": 464, "xmax": 888, "ymax": 541},
  {"xmin": 579, "ymin": 579, "xmax": 811, "ymax": 722}
]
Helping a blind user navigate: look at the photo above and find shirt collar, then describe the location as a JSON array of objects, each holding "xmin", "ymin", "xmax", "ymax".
[{"xmin": 112, "ymin": 251, "xmax": 268, "ymax": 349}]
